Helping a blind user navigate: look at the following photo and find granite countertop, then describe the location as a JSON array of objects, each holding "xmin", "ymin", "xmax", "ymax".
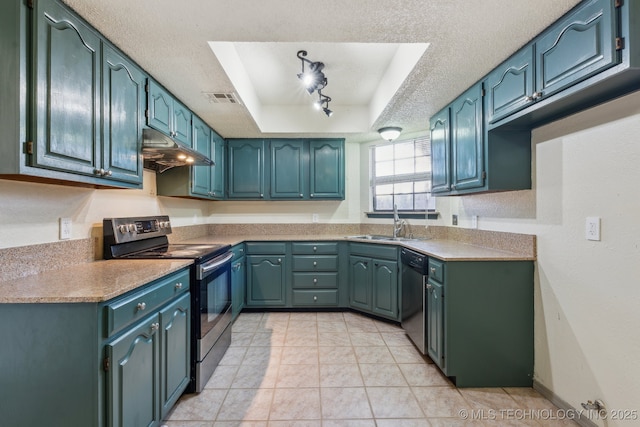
[
  {"xmin": 180, "ymin": 235, "xmax": 535, "ymax": 261},
  {"xmin": 0, "ymin": 259, "xmax": 193, "ymax": 304}
]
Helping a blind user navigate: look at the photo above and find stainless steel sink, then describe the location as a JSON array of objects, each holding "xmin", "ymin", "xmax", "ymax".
[{"xmin": 346, "ymin": 234, "xmax": 425, "ymax": 242}]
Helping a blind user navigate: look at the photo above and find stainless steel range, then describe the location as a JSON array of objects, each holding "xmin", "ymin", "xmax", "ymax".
[{"xmin": 104, "ymin": 215, "xmax": 232, "ymax": 393}]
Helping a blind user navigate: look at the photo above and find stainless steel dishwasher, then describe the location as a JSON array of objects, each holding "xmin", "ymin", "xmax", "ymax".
[{"xmin": 401, "ymin": 247, "xmax": 429, "ymax": 354}]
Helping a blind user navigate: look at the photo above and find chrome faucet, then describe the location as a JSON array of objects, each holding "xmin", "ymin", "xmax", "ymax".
[{"xmin": 393, "ymin": 204, "xmax": 405, "ymax": 238}]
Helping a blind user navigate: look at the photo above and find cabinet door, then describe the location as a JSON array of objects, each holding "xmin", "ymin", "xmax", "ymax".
[
  {"xmin": 231, "ymin": 257, "xmax": 246, "ymax": 320},
  {"xmin": 33, "ymin": 0, "xmax": 101, "ymax": 176},
  {"xmin": 349, "ymin": 255, "xmax": 371, "ymax": 311},
  {"xmin": 102, "ymin": 45, "xmax": 144, "ymax": 185},
  {"xmin": 426, "ymin": 279, "xmax": 445, "ymax": 370},
  {"xmin": 372, "ymin": 259, "xmax": 398, "ymax": 320},
  {"xmin": 227, "ymin": 140, "xmax": 265, "ymax": 199},
  {"xmin": 210, "ymin": 132, "xmax": 226, "ymax": 199},
  {"xmin": 160, "ymin": 293, "xmax": 190, "ymax": 418},
  {"xmin": 270, "ymin": 140, "xmax": 305, "ymax": 199},
  {"xmin": 429, "ymin": 107, "xmax": 451, "ymax": 194},
  {"xmin": 106, "ymin": 315, "xmax": 160, "ymax": 427},
  {"xmin": 451, "ymin": 83, "xmax": 484, "ymax": 191},
  {"xmin": 485, "ymin": 46, "xmax": 535, "ymax": 124},
  {"xmin": 246, "ymin": 255, "xmax": 286, "ymax": 306},
  {"xmin": 309, "ymin": 139, "xmax": 345, "ymax": 199},
  {"xmin": 147, "ymin": 80, "xmax": 172, "ymax": 136},
  {"xmin": 191, "ymin": 116, "xmax": 212, "ymax": 197},
  {"xmin": 172, "ymin": 100, "xmax": 192, "ymax": 147},
  {"xmin": 535, "ymin": 0, "xmax": 618, "ymax": 99}
]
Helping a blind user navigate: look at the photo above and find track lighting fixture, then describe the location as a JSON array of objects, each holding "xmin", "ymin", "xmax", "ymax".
[{"xmin": 297, "ymin": 50, "xmax": 333, "ymax": 117}]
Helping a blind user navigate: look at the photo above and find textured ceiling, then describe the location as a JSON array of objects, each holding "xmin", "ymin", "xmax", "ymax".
[{"xmin": 62, "ymin": 0, "xmax": 581, "ymax": 143}]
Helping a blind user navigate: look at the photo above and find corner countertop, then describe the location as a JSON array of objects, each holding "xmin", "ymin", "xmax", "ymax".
[
  {"xmin": 179, "ymin": 235, "xmax": 535, "ymax": 261},
  {"xmin": 0, "ymin": 259, "xmax": 193, "ymax": 304}
]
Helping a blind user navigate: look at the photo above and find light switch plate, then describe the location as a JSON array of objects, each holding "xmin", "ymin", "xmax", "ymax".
[{"xmin": 585, "ymin": 217, "xmax": 600, "ymax": 241}]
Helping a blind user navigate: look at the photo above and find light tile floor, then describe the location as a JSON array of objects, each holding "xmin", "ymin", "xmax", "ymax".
[{"xmin": 163, "ymin": 312, "xmax": 579, "ymax": 427}]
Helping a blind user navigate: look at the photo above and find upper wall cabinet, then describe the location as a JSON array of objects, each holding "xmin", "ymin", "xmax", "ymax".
[
  {"xmin": 486, "ymin": 0, "xmax": 623, "ymax": 127},
  {"xmin": 147, "ymin": 80, "xmax": 192, "ymax": 147},
  {"xmin": 227, "ymin": 138, "xmax": 345, "ymax": 201},
  {"xmin": 430, "ymin": 83, "xmax": 532, "ymax": 196},
  {"xmin": 0, "ymin": 0, "xmax": 144, "ymax": 188}
]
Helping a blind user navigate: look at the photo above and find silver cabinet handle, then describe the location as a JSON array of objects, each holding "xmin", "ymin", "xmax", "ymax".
[
  {"xmin": 532, "ymin": 91, "xmax": 542, "ymax": 100},
  {"xmin": 313, "ymin": 261, "xmax": 317, "ymax": 266},
  {"xmin": 175, "ymin": 282, "xmax": 183, "ymax": 290},
  {"xmin": 300, "ymin": 193, "xmax": 303, "ymax": 197},
  {"xmin": 430, "ymin": 267, "xmax": 436, "ymax": 274},
  {"xmin": 277, "ymin": 258, "xmax": 282, "ymax": 263},
  {"xmin": 426, "ymin": 283, "xmax": 433, "ymax": 290},
  {"xmin": 313, "ymin": 295, "xmax": 318, "ymax": 301},
  {"xmin": 150, "ymin": 322, "xmax": 159, "ymax": 333},
  {"xmin": 313, "ymin": 246, "xmax": 317, "ymax": 251},
  {"xmin": 260, "ymin": 193, "xmax": 264, "ymax": 198},
  {"xmin": 105, "ymin": 170, "xmax": 112, "ymax": 177},
  {"xmin": 310, "ymin": 193, "xmax": 314, "ymax": 198},
  {"xmin": 137, "ymin": 302, "xmax": 146, "ymax": 311},
  {"xmin": 313, "ymin": 278, "xmax": 318, "ymax": 283}
]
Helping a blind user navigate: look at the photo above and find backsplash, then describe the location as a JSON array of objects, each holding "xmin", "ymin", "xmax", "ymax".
[{"xmin": 0, "ymin": 223, "xmax": 535, "ymax": 282}]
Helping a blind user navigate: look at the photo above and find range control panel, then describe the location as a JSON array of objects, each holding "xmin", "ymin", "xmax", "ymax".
[{"xmin": 103, "ymin": 215, "xmax": 172, "ymax": 245}]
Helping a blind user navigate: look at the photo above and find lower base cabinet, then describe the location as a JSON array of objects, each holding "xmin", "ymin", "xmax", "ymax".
[
  {"xmin": 426, "ymin": 259, "xmax": 534, "ymax": 387},
  {"xmin": 0, "ymin": 267, "xmax": 191, "ymax": 427},
  {"xmin": 245, "ymin": 243, "xmax": 287, "ymax": 307}
]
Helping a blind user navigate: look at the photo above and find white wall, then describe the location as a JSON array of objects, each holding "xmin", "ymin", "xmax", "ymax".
[
  {"xmin": 443, "ymin": 91, "xmax": 640, "ymax": 426},
  {"xmin": 0, "ymin": 140, "xmax": 363, "ymax": 249}
]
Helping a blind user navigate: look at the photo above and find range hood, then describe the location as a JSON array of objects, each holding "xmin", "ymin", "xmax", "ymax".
[{"xmin": 142, "ymin": 128, "xmax": 214, "ymax": 173}]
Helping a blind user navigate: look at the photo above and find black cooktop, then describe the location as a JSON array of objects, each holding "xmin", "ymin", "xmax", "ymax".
[{"xmin": 122, "ymin": 243, "xmax": 230, "ymax": 262}]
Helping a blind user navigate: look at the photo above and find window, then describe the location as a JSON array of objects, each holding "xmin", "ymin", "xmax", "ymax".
[{"xmin": 370, "ymin": 136, "xmax": 434, "ymax": 212}]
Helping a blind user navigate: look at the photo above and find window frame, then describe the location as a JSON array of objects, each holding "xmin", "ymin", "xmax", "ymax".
[{"xmin": 370, "ymin": 136, "xmax": 434, "ymax": 213}]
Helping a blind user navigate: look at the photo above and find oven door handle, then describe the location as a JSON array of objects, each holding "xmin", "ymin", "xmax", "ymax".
[{"xmin": 197, "ymin": 252, "xmax": 233, "ymax": 280}]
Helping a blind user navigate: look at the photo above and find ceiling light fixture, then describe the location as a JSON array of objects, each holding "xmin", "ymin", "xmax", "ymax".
[
  {"xmin": 378, "ymin": 126, "xmax": 402, "ymax": 141},
  {"xmin": 297, "ymin": 50, "xmax": 333, "ymax": 117}
]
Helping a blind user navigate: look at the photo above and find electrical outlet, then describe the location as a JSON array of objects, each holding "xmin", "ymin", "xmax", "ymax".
[
  {"xmin": 452, "ymin": 214, "xmax": 458, "ymax": 226},
  {"xmin": 312, "ymin": 213, "xmax": 319, "ymax": 223},
  {"xmin": 586, "ymin": 217, "xmax": 600, "ymax": 241},
  {"xmin": 59, "ymin": 217, "xmax": 72, "ymax": 240},
  {"xmin": 471, "ymin": 215, "xmax": 478, "ymax": 229}
]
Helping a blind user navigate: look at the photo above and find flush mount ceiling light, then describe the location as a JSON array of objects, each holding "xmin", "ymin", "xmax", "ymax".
[
  {"xmin": 378, "ymin": 126, "xmax": 402, "ymax": 141},
  {"xmin": 297, "ymin": 50, "xmax": 333, "ymax": 117}
]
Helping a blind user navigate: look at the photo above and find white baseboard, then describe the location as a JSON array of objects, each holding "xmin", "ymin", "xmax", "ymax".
[{"xmin": 533, "ymin": 380, "xmax": 599, "ymax": 427}]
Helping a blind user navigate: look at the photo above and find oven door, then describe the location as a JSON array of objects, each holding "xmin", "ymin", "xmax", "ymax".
[{"xmin": 195, "ymin": 251, "xmax": 233, "ymax": 361}]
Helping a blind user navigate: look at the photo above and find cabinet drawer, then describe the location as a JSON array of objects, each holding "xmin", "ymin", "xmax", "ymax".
[
  {"xmin": 292, "ymin": 289, "xmax": 339, "ymax": 306},
  {"xmin": 349, "ymin": 242, "xmax": 398, "ymax": 260},
  {"xmin": 245, "ymin": 242, "xmax": 286, "ymax": 254},
  {"xmin": 291, "ymin": 242, "xmax": 338, "ymax": 255},
  {"xmin": 428, "ymin": 258, "xmax": 445, "ymax": 283},
  {"xmin": 292, "ymin": 255, "xmax": 338, "ymax": 271},
  {"xmin": 231, "ymin": 244, "xmax": 245, "ymax": 260},
  {"xmin": 105, "ymin": 269, "xmax": 190, "ymax": 337},
  {"xmin": 292, "ymin": 272, "xmax": 339, "ymax": 289}
]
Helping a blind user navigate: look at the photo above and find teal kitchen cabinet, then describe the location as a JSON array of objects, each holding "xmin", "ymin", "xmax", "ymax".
[
  {"xmin": 348, "ymin": 243, "xmax": 400, "ymax": 321},
  {"xmin": 147, "ymin": 79, "xmax": 192, "ymax": 147},
  {"xmin": 486, "ymin": 0, "xmax": 618, "ymax": 125},
  {"xmin": 270, "ymin": 139, "xmax": 305, "ymax": 199},
  {"xmin": 227, "ymin": 138, "xmax": 345, "ymax": 200},
  {"xmin": 159, "ymin": 292, "xmax": 191, "ymax": 418},
  {"xmin": 425, "ymin": 258, "xmax": 534, "ymax": 387},
  {"xmin": 1, "ymin": 0, "xmax": 143, "ymax": 188},
  {"xmin": 30, "ymin": 0, "xmax": 144, "ymax": 187},
  {"xmin": 231, "ymin": 244, "xmax": 246, "ymax": 321},
  {"xmin": 227, "ymin": 139, "xmax": 266, "ymax": 199},
  {"xmin": 0, "ymin": 267, "xmax": 190, "ymax": 427},
  {"xmin": 429, "ymin": 107, "xmax": 451, "ymax": 194},
  {"xmin": 102, "ymin": 45, "xmax": 145, "ymax": 185},
  {"xmin": 156, "ymin": 118, "xmax": 225, "ymax": 200},
  {"xmin": 309, "ymin": 139, "xmax": 345, "ymax": 199},
  {"xmin": 245, "ymin": 242, "xmax": 287, "ymax": 307},
  {"xmin": 291, "ymin": 242, "xmax": 340, "ymax": 307},
  {"xmin": 430, "ymin": 82, "xmax": 531, "ymax": 196},
  {"xmin": 104, "ymin": 269, "xmax": 190, "ymax": 427},
  {"xmin": 210, "ymin": 131, "xmax": 226, "ymax": 199}
]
